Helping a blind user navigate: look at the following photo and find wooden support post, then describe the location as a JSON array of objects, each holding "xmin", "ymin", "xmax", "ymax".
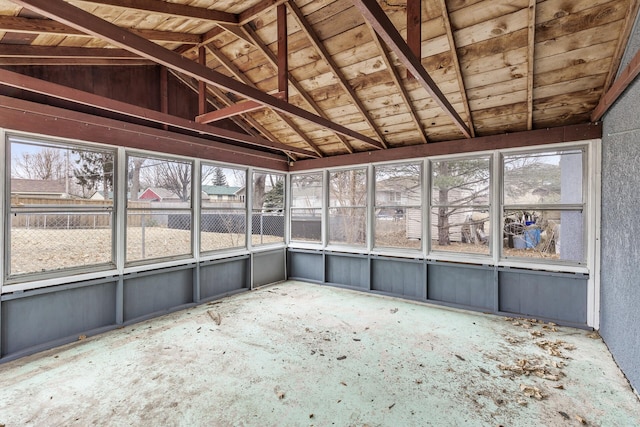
[
  {"xmin": 277, "ymin": 4, "xmax": 288, "ymax": 102},
  {"xmin": 198, "ymin": 46, "xmax": 207, "ymax": 115},
  {"xmin": 160, "ymin": 66, "xmax": 169, "ymax": 130}
]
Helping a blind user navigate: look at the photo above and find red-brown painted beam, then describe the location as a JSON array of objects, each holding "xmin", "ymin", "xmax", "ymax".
[
  {"xmin": 352, "ymin": 0, "xmax": 471, "ymax": 139},
  {"xmin": 0, "ymin": 44, "xmax": 139, "ymax": 59},
  {"xmin": 239, "ymin": 0, "xmax": 288, "ymax": 26},
  {"xmin": 591, "ymin": 47, "xmax": 640, "ymax": 122},
  {"xmin": 277, "ymin": 4, "xmax": 288, "ymax": 101},
  {"xmin": 0, "ymin": 95, "xmax": 288, "ymax": 170},
  {"xmin": 196, "ymin": 100, "xmax": 263, "ymax": 124},
  {"xmin": 0, "ymin": 68, "xmax": 318, "ymax": 158},
  {"xmin": 290, "ymin": 123, "xmax": 602, "ymax": 171},
  {"xmin": 12, "ymin": 0, "xmax": 384, "ymax": 150},
  {"xmin": 160, "ymin": 66, "xmax": 169, "ymax": 131},
  {"xmin": 198, "ymin": 46, "xmax": 207, "ymax": 116},
  {"xmin": 78, "ymin": 0, "xmax": 238, "ymax": 23},
  {"xmin": 406, "ymin": 0, "xmax": 420, "ymax": 80}
]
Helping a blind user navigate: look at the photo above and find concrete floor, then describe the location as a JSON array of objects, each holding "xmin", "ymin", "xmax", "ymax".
[{"xmin": 0, "ymin": 281, "xmax": 638, "ymax": 426}]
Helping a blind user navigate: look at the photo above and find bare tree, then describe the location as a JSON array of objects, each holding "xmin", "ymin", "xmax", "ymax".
[
  {"xmin": 155, "ymin": 161, "xmax": 192, "ymax": 201},
  {"xmin": 13, "ymin": 148, "xmax": 66, "ymax": 180}
]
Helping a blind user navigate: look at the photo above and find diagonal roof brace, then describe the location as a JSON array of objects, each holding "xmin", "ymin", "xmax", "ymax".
[
  {"xmin": 351, "ymin": 0, "xmax": 472, "ymax": 139},
  {"xmin": 11, "ymin": 0, "xmax": 385, "ymax": 151}
]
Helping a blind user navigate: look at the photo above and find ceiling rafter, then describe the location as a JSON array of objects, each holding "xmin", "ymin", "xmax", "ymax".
[
  {"xmin": 76, "ymin": 0, "xmax": 238, "ymax": 24},
  {"xmin": 11, "ymin": 0, "xmax": 384, "ymax": 151},
  {"xmin": 0, "ymin": 44, "xmax": 141, "ymax": 59},
  {"xmin": 287, "ymin": 0, "xmax": 388, "ymax": 149},
  {"xmin": 238, "ymin": 0, "xmax": 288, "ymax": 26},
  {"xmin": 592, "ymin": 45, "xmax": 640, "ymax": 122},
  {"xmin": 242, "ymin": 22, "xmax": 355, "ymax": 154},
  {"xmin": 365, "ymin": 22, "xmax": 428, "ymax": 144},
  {"xmin": 204, "ymin": 42, "xmax": 324, "ymax": 157},
  {"xmin": 601, "ymin": 0, "xmax": 640, "ymax": 94},
  {"xmin": 439, "ymin": 0, "xmax": 474, "ymax": 138},
  {"xmin": 526, "ymin": 0, "xmax": 536, "ymax": 130},
  {"xmin": 0, "ymin": 15, "xmax": 201, "ymax": 44},
  {"xmin": 0, "ymin": 67, "xmax": 318, "ymax": 158},
  {"xmin": 352, "ymin": 0, "xmax": 472, "ymax": 139},
  {"xmin": 277, "ymin": 4, "xmax": 288, "ymax": 101}
]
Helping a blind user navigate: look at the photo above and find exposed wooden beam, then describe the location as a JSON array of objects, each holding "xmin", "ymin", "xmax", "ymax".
[
  {"xmin": 204, "ymin": 43, "xmax": 324, "ymax": 157},
  {"xmin": 12, "ymin": 0, "xmax": 383, "ymax": 150},
  {"xmin": 439, "ymin": 0, "xmax": 474, "ymax": 138},
  {"xmin": 196, "ymin": 101, "xmax": 263, "ymax": 124},
  {"xmin": 242, "ymin": 23, "xmax": 355, "ymax": 153},
  {"xmin": 0, "ymin": 44, "xmax": 139, "ymax": 59},
  {"xmin": 601, "ymin": 0, "xmax": 640, "ymax": 93},
  {"xmin": 160, "ymin": 66, "xmax": 169, "ymax": 130},
  {"xmin": 216, "ymin": 23, "xmax": 254, "ymax": 46},
  {"xmin": 0, "ymin": 68, "xmax": 318, "ymax": 158},
  {"xmin": 0, "ymin": 16, "xmax": 202, "ymax": 44},
  {"xmin": 287, "ymin": 0, "xmax": 388, "ymax": 148},
  {"xmin": 366, "ymin": 23, "xmax": 428, "ymax": 144},
  {"xmin": 0, "ymin": 95, "xmax": 288, "ymax": 170},
  {"xmin": 239, "ymin": 0, "xmax": 288, "ymax": 26},
  {"xmin": 352, "ymin": 0, "xmax": 472, "ymax": 139},
  {"xmin": 277, "ymin": 4, "xmax": 288, "ymax": 101},
  {"xmin": 76, "ymin": 0, "xmax": 238, "ymax": 24},
  {"xmin": 526, "ymin": 0, "xmax": 536, "ymax": 130},
  {"xmin": 0, "ymin": 57, "xmax": 152, "ymax": 66},
  {"xmin": 290, "ymin": 123, "xmax": 603, "ymax": 171},
  {"xmin": 592, "ymin": 46, "xmax": 640, "ymax": 122},
  {"xmin": 198, "ymin": 46, "xmax": 207, "ymax": 116},
  {"xmin": 406, "ymin": 0, "xmax": 420, "ymax": 80}
]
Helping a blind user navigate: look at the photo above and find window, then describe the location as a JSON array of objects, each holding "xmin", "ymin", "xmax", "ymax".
[
  {"xmin": 126, "ymin": 154, "xmax": 192, "ymax": 263},
  {"xmin": 502, "ymin": 149, "xmax": 585, "ymax": 263},
  {"xmin": 329, "ymin": 168, "xmax": 367, "ymax": 246},
  {"xmin": 290, "ymin": 172, "xmax": 323, "ymax": 243},
  {"xmin": 7, "ymin": 137, "xmax": 115, "ymax": 277},
  {"xmin": 200, "ymin": 164, "xmax": 246, "ymax": 252},
  {"xmin": 374, "ymin": 162, "xmax": 422, "ymax": 250},
  {"xmin": 251, "ymin": 171, "xmax": 285, "ymax": 246},
  {"xmin": 430, "ymin": 157, "xmax": 491, "ymax": 255}
]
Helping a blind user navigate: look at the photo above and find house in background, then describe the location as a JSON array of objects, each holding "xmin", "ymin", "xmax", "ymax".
[
  {"xmin": 11, "ymin": 178, "xmax": 68, "ymax": 199},
  {"xmin": 138, "ymin": 187, "xmax": 181, "ymax": 202},
  {"xmin": 202, "ymin": 185, "xmax": 245, "ymax": 203}
]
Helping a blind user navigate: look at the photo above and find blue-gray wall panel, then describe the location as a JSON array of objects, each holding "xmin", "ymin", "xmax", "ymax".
[
  {"xmin": 123, "ymin": 268, "xmax": 193, "ymax": 322},
  {"xmin": 200, "ymin": 258, "xmax": 248, "ymax": 299},
  {"xmin": 427, "ymin": 264, "xmax": 494, "ymax": 310},
  {"xmin": 253, "ymin": 250, "xmax": 285, "ymax": 287},
  {"xmin": 498, "ymin": 271, "xmax": 586, "ymax": 324},
  {"xmin": 288, "ymin": 251, "xmax": 323, "ymax": 282},
  {"xmin": 326, "ymin": 254, "xmax": 368, "ymax": 289},
  {"xmin": 371, "ymin": 258, "xmax": 425, "ymax": 299},
  {"xmin": 600, "ymin": 17, "xmax": 640, "ymax": 392},
  {"xmin": 1, "ymin": 282, "xmax": 116, "ymax": 356}
]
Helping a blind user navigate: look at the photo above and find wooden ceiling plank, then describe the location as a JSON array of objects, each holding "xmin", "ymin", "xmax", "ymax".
[
  {"xmin": 366, "ymin": 22, "xmax": 428, "ymax": 144},
  {"xmin": 439, "ymin": 0, "xmax": 475, "ymax": 138},
  {"xmin": 277, "ymin": 4, "xmax": 288, "ymax": 101},
  {"xmin": 601, "ymin": 0, "xmax": 640, "ymax": 93},
  {"xmin": 352, "ymin": 0, "xmax": 471, "ymax": 139},
  {"xmin": 196, "ymin": 100, "xmax": 263, "ymax": 123},
  {"xmin": 11, "ymin": 0, "xmax": 383, "ymax": 150},
  {"xmin": 242, "ymin": 21, "xmax": 355, "ymax": 153},
  {"xmin": 287, "ymin": 0, "xmax": 388, "ymax": 148},
  {"xmin": 204, "ymin": 42, "xmax": 324, "ymax": 157},
  {"xmin": 0, "ymin": 67, "xmax": 318, "ymax": 158},
  {"xmin": 239, "ymin": 0, "xmax": 288, "ymax": 26},
  {"xmin": 591, "ymin": 46, "xmax": 640, "ymax": 122},
  {"xmin": 75, "ymin": 0, "xmax": 238, "ymax": 24},
  {"xmin": 526, "ymin": 0, "xmax": 535, "ymax": 130}
]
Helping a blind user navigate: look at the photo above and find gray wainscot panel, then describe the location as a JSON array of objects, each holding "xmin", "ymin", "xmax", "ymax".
[
  {"xmin": 371, "ymin": 257, "xmax": 426, "ymax": 299},
  {"xmin": 1, "ymin": 280, "xmax": 117, "ymax": 357},
  {"xmin": 200, "ymin": 256, "xmax": 249, "ymax": 300},
  {"xmin": 325, "ymin": 253, "xmax": 369, "ymax": 290},
  {"xmin": 498, "ymin": 269, "xmax": 587, "ymax": 324},
  {"xmin": 288, "ymin": 250, "xmax": 323, "ymax": 282},
  {"xmin": 427, "ymin": 262, "xmax": 494, "ymax": 310},
  {"xmin": 123, "ymin": 266, "xmax": 193, "ymax": 322},
  {"xmin": 253, "ymin": 249, "xmax": 286, "ymax": 287}
]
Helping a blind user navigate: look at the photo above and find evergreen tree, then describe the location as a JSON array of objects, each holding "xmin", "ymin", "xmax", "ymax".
[
  {"xmin": 74, "ymin": 151, "xmax": 114, "ymax": 195},
  {"xmin": 263, "ymin": 179, "xmax": 284, "ymax": 211},
  {"xmin": 212, "ymin": 167, "xmax": 228, "ymax": 186}
]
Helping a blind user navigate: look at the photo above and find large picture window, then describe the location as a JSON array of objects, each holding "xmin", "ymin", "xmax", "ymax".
[
  {"xmin": 502, "ymin": 149, "xmax": 585, "ymax": 263},
  {"xmin": 430, "ymin": 156, "xmax": 491, "ymax": 255},
  {"xmin": 7, "ymin": 137, "xmax": 115, "ymax": 277},
  {"xmin": 200, "ymin": 164, "xmax": 246, "ymax": 252},
  {"xmin": 251, "ymin": 171, "xmax": 285, "ymax": 246},
  {"xmin": 126, "ymin": 154, "xmax": 192, "ymax": 263},
  {"xmin": 329, "ymin": 168, "xmax": 367, "ymax": 246},
  {"xmin": 290, "ymin": 172, "xmax": 323, "ymax": 243},
  {"xmin": 374, "ymin": 162, "xmax": 422, "ymax": 250}
]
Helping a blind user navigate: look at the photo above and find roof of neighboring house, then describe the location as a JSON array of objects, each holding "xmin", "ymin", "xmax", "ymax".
[
  {"xmin": 11, "ymin": 178, "xmax": 67, "ymax": 195},
  {"xmin": 202, "ymin": 185, "xmax": 243, "ymax": 196},
  {"xmin": 139, "ymin": 187, "xmax": 181, "ymax": 200}
]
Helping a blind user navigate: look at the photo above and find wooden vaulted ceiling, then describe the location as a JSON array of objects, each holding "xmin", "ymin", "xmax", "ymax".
[{"xmin": 0, "ymin": 0, "xmax": 638, "ymax": 160}]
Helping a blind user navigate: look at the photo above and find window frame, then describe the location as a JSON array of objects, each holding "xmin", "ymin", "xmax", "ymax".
[
  {"xmin": 250, "ymin": 169, "xmax": 286, "ymax": 248},
  {"xmin": 289, "ymin": 171, "xmax": 324, "ymax": 245},
  {"xmin": 327, "ymin": 166, "xmax": 368, "ymax": 248}
]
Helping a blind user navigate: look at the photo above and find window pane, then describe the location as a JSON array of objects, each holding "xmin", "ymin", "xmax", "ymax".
[
  {"xmin": 128, "ymin": 155, "xmax": 191, "ymax": 205},
  {"xmin": 431, "ymin": 158, "xmax": 490, "ymax": 206},
  {"xmin": 10, "ymin": 212, "xmax": 113, "ymax": 276},
  {"xmin": 503, "ymin": 150, "xmax": 583, "ymax": 205},
  {"xmin": 251, "ymin": 210, "xmax": 284, "ymax": 245},
  {"xmin": 431, "ymin": 207, "xmax": 490, "ymax": 255},
  {"xmin": 253, "ymin": 172, "xmax": 284, "ymax": 210},
  {"xmin": 329, "ymin": 168, "xmax": 366, "ymax": 207},
  {"xmin": 126, "ymin": 210, "xmax": 191, "ymax": 262},
  {"xmin": 201, "ymin": 209, "xmax": 246, "ymax": 251},
  {"xmin": 292, "ymin": 172, "xmax": 322, "ymax": 208},
  {"xmin": 201, "ymin": 165, "xmax": 246, "ymax": 207},
  {"xmin": 329, "ymin": 207, "xmax": 366, "ymax": 246},
  {"xmin": 503, "ymin": 209, "xmax": 583, "ymax": 262},
  {"xmin": 375, "ymin": 163, "xmax": 421, "ymax": 207},
  {"xmin": 291, "ymin": 208, "xmax": 322, "ymax": 242},
  {"xmin": 375, "ymin": 208, "xmax": 421, "ymax": 249},
  {"xmin": 10, "ymin": 139, "xmax": 115, "ymax": 202}
]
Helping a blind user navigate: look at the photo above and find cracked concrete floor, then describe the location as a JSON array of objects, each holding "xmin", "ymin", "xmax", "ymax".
[{"xmin": 0, "ymin": 280, "xmax": 638, "ymax": 426}]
